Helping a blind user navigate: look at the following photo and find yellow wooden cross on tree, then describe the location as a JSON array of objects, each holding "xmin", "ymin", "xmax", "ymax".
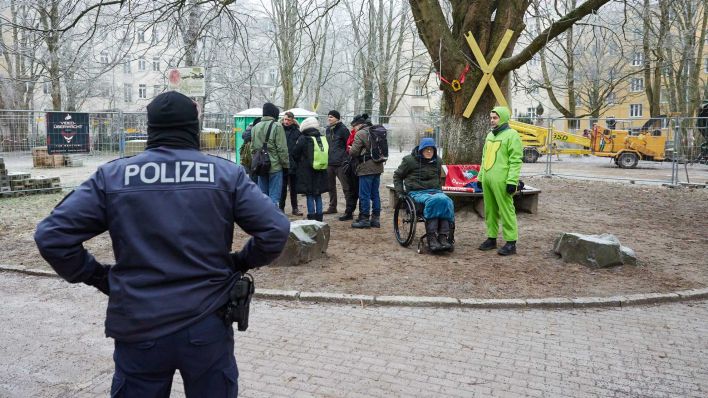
[{"xmin": 462, "ymin": 29, "xmax": 514, "ymax": 118}]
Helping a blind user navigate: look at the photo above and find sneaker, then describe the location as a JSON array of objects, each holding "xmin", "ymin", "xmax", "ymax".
[
  {"xmin": 338, "ymin": 213, "xmax": 353, "ymax": 221},
  {"xmin": 497, "ymin": 242, "xmax": 517, "ymax": 256},
  {"xmin": 478, "ymin": 238, "xmax": 497, "ymax": 251}
]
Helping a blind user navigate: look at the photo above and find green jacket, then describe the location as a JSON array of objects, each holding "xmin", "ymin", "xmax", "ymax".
[
  {"xmin": 393, "ymin": 146, "xmax": 444, "ymax": 194},
  {"xmin": 477, "ymin": 106, "xmax": 523, "ymax": 185},
  {"xmin": 251, "ymin": 116, "xmax": 289, "ymax": 173},
  {"xmin": 349, "ymin": 126, "xmax": 385, "ymax": 176}
]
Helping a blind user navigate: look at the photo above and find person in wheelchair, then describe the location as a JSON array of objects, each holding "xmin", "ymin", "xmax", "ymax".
[{"xmin": 393, "ymin": 137, "xmax": 454, "ymax": 253}]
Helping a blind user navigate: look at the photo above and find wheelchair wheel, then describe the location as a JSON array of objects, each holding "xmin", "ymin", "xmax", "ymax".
[{"xmin": 393, "ymin": 196, "xmax": 417, "ymax": 247}]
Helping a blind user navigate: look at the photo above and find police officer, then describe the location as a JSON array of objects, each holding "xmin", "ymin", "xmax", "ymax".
[{"xmin": 34, "ymin": 91, "xmax": 290, "ymax": 397}]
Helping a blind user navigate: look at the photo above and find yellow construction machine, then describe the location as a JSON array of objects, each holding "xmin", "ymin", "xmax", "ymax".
[{"xmin": 510, "ymin": 120, "xmax": 667, "ymax": 168}]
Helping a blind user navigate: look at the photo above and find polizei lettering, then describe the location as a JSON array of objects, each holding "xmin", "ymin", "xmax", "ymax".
[{"xmin": 124, "ymin": 161, "xmax": 215, "ymax": 186}]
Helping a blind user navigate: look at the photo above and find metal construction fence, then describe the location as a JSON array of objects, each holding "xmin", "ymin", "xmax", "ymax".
[
  {"xmin": 0, "ymin": 110, "xmax": 234, "ymax": 158},
  {"xmin": 516, "ymin": 116, "xmax": 708, "ymax": 186}
]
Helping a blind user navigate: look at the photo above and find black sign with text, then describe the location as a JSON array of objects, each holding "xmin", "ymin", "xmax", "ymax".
[{"xmin": 46, "ymin": 112, "xmax": 90, "ymax": 154}]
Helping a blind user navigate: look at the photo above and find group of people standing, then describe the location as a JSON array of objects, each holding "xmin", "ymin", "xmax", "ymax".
[{"xmin": 243, "ymin": 103, "xmax": 382, "ymax": 228}]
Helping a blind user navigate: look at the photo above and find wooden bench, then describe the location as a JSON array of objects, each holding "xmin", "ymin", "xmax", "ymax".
[{"xmin": 385, "ymin": 184, "xmax": 541, "ymax": 218}]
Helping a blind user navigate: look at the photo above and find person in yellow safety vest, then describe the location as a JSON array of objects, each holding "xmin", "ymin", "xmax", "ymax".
[{"xmin": 477, "ymin": 106, "xmax": 523, "ymax": 256}]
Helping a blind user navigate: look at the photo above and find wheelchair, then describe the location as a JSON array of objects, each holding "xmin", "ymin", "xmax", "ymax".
[{"xmin": 393, "ymin": 194, "xmax": 455, "ymax": 254}]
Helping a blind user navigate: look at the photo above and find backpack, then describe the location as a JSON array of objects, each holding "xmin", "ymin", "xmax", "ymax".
[
  {"xmin": 311, "ymin": 136, "xmax": 329, "ymax": 170},
  {"xmin": 250, "ymin": 121, "xmax": 274, "ymax": 176},
  {"xmin": 367, "ymin": 124, "xmax": 388, "ymax": 163}
]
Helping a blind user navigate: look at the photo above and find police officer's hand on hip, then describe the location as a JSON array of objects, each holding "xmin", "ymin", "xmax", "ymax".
[{"xmin": 34, "ymin": 91, "xmax": 290, "ymax": 398}]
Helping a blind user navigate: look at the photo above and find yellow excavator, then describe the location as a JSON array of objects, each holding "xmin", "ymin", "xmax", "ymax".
[{"xmin": 510, "ymin": 120, "xmax": 667, "ymax": 168}]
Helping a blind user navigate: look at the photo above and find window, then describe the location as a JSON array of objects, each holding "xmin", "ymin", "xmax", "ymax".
[
  {"xmin": 632, "ymin": 52, "xmax": 643, "ymax": 66},
  {"xmin": 153, "ymin": 85, "xmax": 162, "ymax": 97},
  {"xmin": 138, "ymin": 84, "xmax": 147, "ymax": 99},
  {"xmin": 138, "ymin": 30, "xmax": 145, "ymax": 43},
  {"xmin": 138, "ymin": 57, "xmax": 146, "ymax": 71},
  {"xmin": 43, "ymin": 82, "xmax": 50, "ymax": 95},
  {"xmin": 269, "ymin": 70, "xmax": 277, "ymax": 84},
  {"xmin": 123, "ymin": 61, "xmax": 131, "ymax": 74},
  {"xmin": 123, "ymin": 83, "xmax": 132, "ymax": 102},
  {"xmin": 411, "ymin": 106, "xmax": 426, "ymax": 123},
  {"xmin": 606, "ymin": 92, "xmax": 616, "ymax": 105},
  {"xmin": 152, "ymin": 57, "xmax": 160, "ymax": 71},
  {"xmin": 526, "ymin": 107, "xmax": 536, "ymax": 118},
  {"xmin": 660, "ymin": 88, "xmax": 668, "ymax": 103},
  {"xmin": 629, "ymin": 104, "xmax": 642, "ymax": 118},
  {"xmin": 630, "ymin": 78, "xmax": 643, "ymax": 92},
  {"xmin": 414, "ymin": 85, "xmax": 423, "ymax": 96},
  {"xmin": 527, "ymin": 86, "xmax": 538, "ymax": 95},
  {"xmin": 568, "ymin": 119, "xmax": 580, "ymax": 130},
  {"xmin": 574, "ymin": 95, "xmax": 582, "ymax": 107},
  {"xmin": 100, "ymin": 51, "xmax": 109, "ymax": 64},
  {"xmin": 632, "ymin": 29, "xmax": 642, "ymax": 40},
  {"xmin": 704, "ymin": 58, "xmax": 708, "ymax": 73}
]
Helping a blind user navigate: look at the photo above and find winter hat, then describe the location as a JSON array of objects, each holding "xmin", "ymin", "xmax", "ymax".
[
  {"xmin": 418, "ymin": 137, "xmax": 436, "ymax": 152},
  {"xmin": 147, "ymin": 91, "xmax": 199, "ymax": 129},
  {"xmin": 351, "ymin": 113, "xmax": 370, "ymax": 126},
  {"xmin": 263, "ymin": 102, "xmax": 280, "ymax": 119},
  {"xmin": 328, "ymin": 110, "xmax": 341, "ymax": 120},
  {"xmin": 299, "ymin": 117, "xmax": 320, "ymax": 132}
]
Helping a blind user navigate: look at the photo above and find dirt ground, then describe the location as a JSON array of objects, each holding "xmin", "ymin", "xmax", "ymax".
[{"xmin": 2, "ymin": 154, "xmax": 707, "ymax": 298}]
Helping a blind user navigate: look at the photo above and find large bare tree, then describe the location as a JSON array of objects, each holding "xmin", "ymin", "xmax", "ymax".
[{"xmin": 408, "ymin": 0, "xmax": 612, "ymax": 163}]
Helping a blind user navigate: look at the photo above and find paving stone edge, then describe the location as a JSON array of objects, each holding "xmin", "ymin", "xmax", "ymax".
[{"xmin": 2, "ymin": 265, "xmax": 707, "ymax": 309}]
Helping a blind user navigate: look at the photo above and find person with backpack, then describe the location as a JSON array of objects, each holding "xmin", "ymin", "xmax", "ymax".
[
  {"xmin": 251, "ymin": 103, "xmax": 289, "ymax": 205},
  {"xmin": 324, "ymin": 110, "xmax": 351, "ymax": 216},
  {"xmin": 240, "ymin": 117, "xmax": 261, "ymax": 183},
  {"xmin": 292, "ymin": 117, "xmax": 329, "ymax": 221},
  {"xmin": 349, "ymin": 113, "xmax": 387, "ymax": 228},
  {"xmin": 279, "ymin": 111, "xmax": 302, "ymax": 216},
  {"xmin": 393, "ymin": 137, "xmax": 454, "ymax": 252}
]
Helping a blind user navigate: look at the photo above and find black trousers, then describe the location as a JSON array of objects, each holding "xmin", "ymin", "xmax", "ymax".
[{"xmin": 279, "ymin": 172, "xmax": 298, "ymax": 211}]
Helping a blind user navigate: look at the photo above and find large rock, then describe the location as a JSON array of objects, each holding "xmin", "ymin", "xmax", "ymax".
[
  {"xmin": 271, "ymin": 220, "xmax": 330, "ymax": 266},
  {"xmin": 553, "ymin": 233, "xmax": 638, "ymax": 268}
]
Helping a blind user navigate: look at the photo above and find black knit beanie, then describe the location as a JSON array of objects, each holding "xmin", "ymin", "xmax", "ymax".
[
  {"xmin": 263, "ymin": 102, "xmax": 280, "ymax": 119},
  {"xmin": 146, "ymin": 91, "xmax": 200, "ymax": 149},
  {"xmin": 328, "ymin": 110, "xmax": 341, "ymax": 120},
  {"xmin": 351, "ymin": 113, "xmax": 370, "ymax": 127}
]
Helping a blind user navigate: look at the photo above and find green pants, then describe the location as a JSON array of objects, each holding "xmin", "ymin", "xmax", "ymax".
[{"xmin": 481, "ymin": 178, "xmax": 518, "ymax": 241}]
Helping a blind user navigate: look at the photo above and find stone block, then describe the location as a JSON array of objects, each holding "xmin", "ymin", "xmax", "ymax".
[
  {"xmin": 271, "ymin": 220, "xmax": 330, "ymax": 266},
  {"xmin": 554, "ymin": 232, "xmax": 638, "ymax": 268}
]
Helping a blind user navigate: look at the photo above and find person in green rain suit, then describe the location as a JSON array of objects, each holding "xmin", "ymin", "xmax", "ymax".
[{"xmin": 477, "ymin": 106, "xmax": 523, "ymax": 256}]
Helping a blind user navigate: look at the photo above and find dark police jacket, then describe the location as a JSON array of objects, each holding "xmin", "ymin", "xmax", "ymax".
[{"xmin": 34, "ymin": 147, "xmax": 290, "ymax": 342}]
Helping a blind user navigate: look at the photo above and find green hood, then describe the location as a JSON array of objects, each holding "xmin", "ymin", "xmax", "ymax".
[{"xmin": 492, "ymin": 106, "xmax": 511, "ymax": 125}]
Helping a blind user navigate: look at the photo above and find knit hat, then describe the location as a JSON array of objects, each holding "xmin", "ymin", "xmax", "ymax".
[
  {"xmin": 300, "ymin": 117, "xmax": 320, "ymax": 132},
  {"xmin": 147, "ymin": 91, "xmax": 199, "ymax": 129},
  {"xmin": 328, "ymin": 110, "xmax": 341, "ymax": 120},
  {"xmin": 351, "ymin": 113, "xmax": 370, "ymax": 126},
  {"xmin": 263, "ymin": 102, "xmax": 280, "ymax": 119}
]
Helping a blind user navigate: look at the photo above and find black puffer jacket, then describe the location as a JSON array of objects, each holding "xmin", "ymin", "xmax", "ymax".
[
  {"xmin": 326, "ymin": 121, "xmax": 350, "ymax": 166},
  {"xmin": 293, "ymin": 127, "xmax": 329, "ymax": 195},
  {"xmin": 393, "ymin": 145, "xmax": 443, "ymax": 194},
  {"xmin": 283, "ymin": 123, "xmax": 301, "ymax": 174}
]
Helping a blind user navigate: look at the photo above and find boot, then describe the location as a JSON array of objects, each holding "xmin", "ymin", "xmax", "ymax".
[
  {"xmin": 292, "ymin": 208, "xmax": 303, "ymax": 216},
  {"xmin": 497, "ymin": 241, "xmax": 517, "ymax": 256},
  {"xmin": 425, "ymin": 219, "xmax": 443, "ymax": 252},
  {"xmin": 338, "ymin": 212, "xmax": 353, "ymax": 221},
  {"xmin": 306, "ymin": 214, "xmax": 315, "ymax": 220},
  {"xmin": 315, "ymin": 213, "xmax": 324, "ymax": 222},
  {"xmin": 478, "ymin": 238, "xmax": 497, "ymax": 251},
  {"xmin": 351, "ymin": 214, "xmax": 370, "ymax": 229},
  {"xmin": 370, "ymin": 214, "xmax": 381, "ymax": 228},
  {"xmin": 324, "ymin": 207, "xmax": 337, "ymax": 214},
  {"xmin": 437, "ymin": 219, "xmax": 452, "ymax": 251}
]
